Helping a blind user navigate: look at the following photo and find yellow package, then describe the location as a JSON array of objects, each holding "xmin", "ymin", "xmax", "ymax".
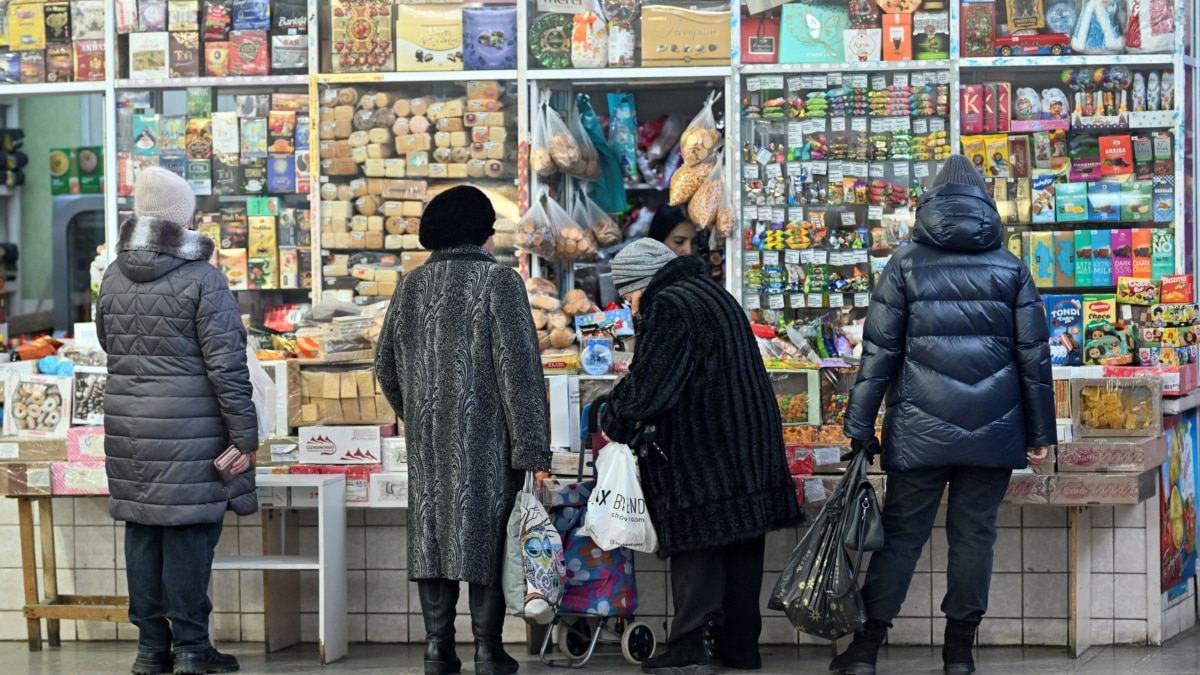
[
  {"xmin": 984, "ymin": 134, "xmax": 1010, "ymax": 179},
  {"xmin": 961, "ymin": 136, "xmax": 987, "ymax": 177}
]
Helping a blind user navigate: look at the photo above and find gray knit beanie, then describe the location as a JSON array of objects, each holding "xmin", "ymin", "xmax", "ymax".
[
  {"xmin": 134, "ymin": 166, "xmax": 196, "ymax": 226},
  {"xmin": 612, "ymin": 238, "xmax": 676, "ymax": 296},
  {"xmin": 931, "ymin": 154, "xmax": 986, "ymax": 190}
]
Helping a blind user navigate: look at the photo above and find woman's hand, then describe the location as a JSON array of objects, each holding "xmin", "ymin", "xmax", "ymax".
[
  {"xmin": 1026, "ymin": 446, "xmax": 1050, "ymax": 466},
  {"xmin": 232, "ymin": 452, "xmax": 253, "ymax": 475}
]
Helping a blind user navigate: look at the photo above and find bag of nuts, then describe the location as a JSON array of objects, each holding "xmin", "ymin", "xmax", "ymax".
[
  {"xmin": 679, "ymin": 90, "xmax": 723, "ymax": 167},
  {"xmin": 669, "ymin": 155, "xmax": 714, "ymax": 206},
  {"xmin": 688, "ymin": 151, "xmax": 724, "ymax": 229}
]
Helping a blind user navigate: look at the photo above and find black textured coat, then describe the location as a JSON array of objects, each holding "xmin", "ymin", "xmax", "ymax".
[
  {"xmin": 843, "ymin": 183, "xmax": 1057, "ymax": 473},
  {"xmin": 602, "ymin": 256, "xmax": 801, "ymax": 558},
  {"xmin": 97, "ymin": 217, "xmax": 258, "ymax": 526},
  {"xmin": 376, "ymin": 246, "xmax": 550, "ymax": 586}
]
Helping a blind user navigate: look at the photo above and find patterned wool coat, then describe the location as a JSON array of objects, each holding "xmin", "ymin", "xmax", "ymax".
[{"xmin": 376, "ymin": 246, "xmax": 550, "ymax": 586}]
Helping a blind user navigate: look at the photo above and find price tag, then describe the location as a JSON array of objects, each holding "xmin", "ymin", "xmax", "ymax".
[
  {"xmin": 768, "ymin": 294, "xmax": 786, "ymax": 309},
  {"xmin": 787, "ymin": 122, "xmax": 804, "ymax": 147},
  {"xmin": 786, "ymin": 76, "xmax": 803, "ymax": 93},
  {"xmin": 854, "ymin": 292, "xmax": 871, "ymax": 307},
  {"xmin": 758, "ymin": 206, "xmax": 774, "ymax": 220},
  {"xmin": 911, "ymin": 72, "xmax": 926, "ymax": 87},
  {"xmin": 808, "ymin": 294, "xmax": 825, "ymax": 308},
  {"xmin": 773, "ymin": 206, "xmax": 787, "ymax": 221},
  {"xmin": 813, "ymin": 75, "xmax": 828, "ymax": 89},
  {"xmin": 870, "ymin": 74, "xmax": 887, "ymax": 91},
  {"xmin": 894, "ymin": 117, "xmax": 911, "ymax": 132},
  {"xmin": 829, "ymin": 251, "xmax": 846, "ymax": 266},
  {"xmin": 853, "ymin": 250, "xmax": 869, "ymax": 264},
  {"xmin": 841, "ymin": 211, "xmax": 857, "ymax": 227},
  {"xmin": 851, "ymin": 117, "xmax": 867, "ymax": 132},
  {"xmin": 870, "ymin": 117, "xmax": 886, "ymax": 133},
  {"xmin": 829, "ymin": 293, "xmax": 845, "ymax": 308},
  {"xmin": 893, "ymin": 73, "xmax": 908, "ymax": 89},
  {"xmin": 812, "ymin": 250, "xmax": 828, "ymax": 265},
  {"xmin": 869, "ymin": 163, "xmax": 886, "ymax": 179},
  {"xmin": 744, "ymin": 294, "xmax": 761, "ymax": 309},
  {"xmin": 788, "ymin": 207, "xmax": 805, "ymax": 220},
  {"xmin": 937, "ymin": 71, "xmax": 950, "ymax": 85},
  {"xmin": 742, "ymin": 164, "xmax": 760, "ymax": 180},
  {"xmin": 785, "ymin": 250, "xmax": 801, "ymax": 265},
  {"xmin": 831, "ymin": 117, "xmax": 847, "ymax": 132},
  {"xmin": 747, "ymin": 77, "xmax": 762, "ymax": 92},
  {"xmin": 790, "ymin": 293, "xmax": 806, "ymax": 309},
  {"xmin": 763, "ymin": 251, "xmax": 780, "ymax": 267},
  {"xmin": 829, "ymin": 72, "xmax": 843, "ymax": 87},
  {"xmin": 847, "ymin": 74, "xmax": 868, "ymax": 89},
  {"xmin": 930, "ymin": 118, "xmax": 946, "ymax": 132},
  {"xmin": 913, "ymin": 118, "xmax": 928, "ymax": 135},
  {"xmin": 765, "ymin": 163, "xmax": 783, "ymax": 179},
  {"xmin": 893, "ymin": 162, "xmax": 910, "ymax": 177},
  {"xmin": 868, "ymin": 204, "xmax": 884, "ymax": 221},
  {"xmin": 743, "ymin": 251, "xmax": 761, "ymax": 267},
  {"xmin": 914, "ymin": 163, "xmax": 930, "ymax": 179},
  {"xmin": 0, "ymin": 443, "xmax": 17, "ymax": 459},
  {"xmin": 800, "ymin": 250, "xmax": 814, "ymax": 264},
  {"xmin": 811, "ymin": 160, "xmax": 828, "ymax": 175},
  {"xmin": 763, "ymin": 75, "xmax": 784, "ymax": 90},
  {"xmin": 828, "ymin": 162, "xmax": 844, "ymax": 184},
  {"xmin": 852, "ymin": 162, "xmax": 870, "ymax": 177}
]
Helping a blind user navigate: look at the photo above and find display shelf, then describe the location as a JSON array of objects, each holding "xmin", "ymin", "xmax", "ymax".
[
  {"xmin": 528, "ymin": 67, "xmax": 731, "ymax": 82},
  {"xmin": 114, "ymin": 76, "xmax": 309, "ymax": 89},
  {"xmin": 0, "ymin": 82, "xmax": 108, "ymax": 98},
  {"xmin": 315, "ymin": 71, "xmax": 520, "ymax": 85},
  {"xmin": 740, "ymin": 61, "xmax": 953, "ymax": 74},
  {"xmin": 211, "ymin": 555, "xmax": 320, "ymax": 571},
  {"xmin": 960, "ymin": 55, "xmax": 1178, "ymax": 69}
]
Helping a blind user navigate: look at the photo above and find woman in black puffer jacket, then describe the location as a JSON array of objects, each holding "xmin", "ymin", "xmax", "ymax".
[{"xmin": 832, "ymin": 156, "xmax": 1056, "ymax": 675}]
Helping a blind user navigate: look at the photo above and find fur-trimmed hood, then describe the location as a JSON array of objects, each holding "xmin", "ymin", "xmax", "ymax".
[{"xmin": 116, "ymin": 217, "xmax": 214, "ymax": 283}]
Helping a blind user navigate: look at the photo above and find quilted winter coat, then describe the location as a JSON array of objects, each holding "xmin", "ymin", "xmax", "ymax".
[
  {"xmin": 843, "ymin": 183, "xmax": 1057, "ymax": 473},
  {"xmin": 376, "ymin": 246, "xmax": 550, "ymax": 586},
  {"xmin": 97, "ymin": 217, "xmax": 258, "ymax": 526},
  {"xmin": 601, "ymin": 256, "xmax": 801, "ymax": 558}
]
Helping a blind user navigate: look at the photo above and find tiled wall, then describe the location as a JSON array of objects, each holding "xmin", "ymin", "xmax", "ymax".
[{"xmin": 0, "ymin": 497, "xmax": 1189, "ymax": 648}]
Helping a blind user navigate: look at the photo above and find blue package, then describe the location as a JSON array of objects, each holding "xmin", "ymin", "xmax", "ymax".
[
  {"xmin": 232, "ymin": 0, "xmax": 270, "ymax": 31},
  {"xmin": 1044, "ymin": 295, "xmax": 1083, "ymax": 366},
  {"xmin": 294, "ymin": 114, "xmax": 310, "ymax": 151},
  {"xmin": 0, "ymin": 52, "xmax": 20, "ymax": 83},
  {"xmin": 1091, "ymin": 229, "xmax": 1114, "ymax": 286},
  {"xmin": 159, "ymin": 152, "xmax": 187, "ymax": 179},
  {"xmin": 266, "ymin": 153, "xmax": 296, "ymax": 193}
]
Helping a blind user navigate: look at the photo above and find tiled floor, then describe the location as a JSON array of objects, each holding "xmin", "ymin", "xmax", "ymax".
[{"xmin": 7, "ymin": 630, "xmax": 1200, "ymax": 675}]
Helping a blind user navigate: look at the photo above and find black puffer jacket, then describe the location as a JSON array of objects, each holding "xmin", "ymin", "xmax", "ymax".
[
  {"xmin": 97, "ymin": 217, "xmax": 258, "ymax": 526},
  {"xmin": 602, "ymin": 256, "xmax": 801, "ymax": 558},
  {"xmin": 843, "ymin": 183, "xmax": 1056, "ymax": 472}
]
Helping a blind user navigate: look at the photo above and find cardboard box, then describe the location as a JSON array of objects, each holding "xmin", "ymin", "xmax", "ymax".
[
  {"xmin": 1049, "ymin": 470, "xmax": 1157, "ymax": 505},
  {"xmin": 843, "ymin": 28, "xmax": 882, "ymax": 63},
  {"xmin": 1056, "ymin": 436, "xmax": 1167, "ymax": 473},
  {"xmin": 51, "ymin": 461, "xmax": 108, "ymax": 495},
  {"xmin": 1122, "ymin": 182, "xmax": 1153, "ymax": 222},
  {"xmin": 66, "ymin": 427, "xmax": 105, "ymax": 462},
  {"xmin": 1161, "ymin": 274, "xmax": 1194, "ymax": 304},
  {"xmin": 381, "ymin": 436, "xmax": 406, "ymax": 472},
  {"xmin": 325, "ymin": 0, "xmax": 394, "ymax": 72},
  {"xmin": 1099, "ymin": 135, "xmax": 1134, "ymax": 176},
  {"xmin": 1003, "ymin": 473, "xmax": 1051, "ymax": 504},
  {"xmin": 369, "ymin": 471, "xmax": 408, "ymax": 508},
  {"xmin": 641, "ymin": 6, "xmax": 731, "ymax": 66},
  {"xmin": 3, "ymin": 375, "xmax": 73, "ymax": 439},
  {"xmin": 550, "ymin": 450, "xmax": 594, "ymax": 479},
  {"xmin": 961, "ymin": 84, "xmax": 983, "ymax": 135},
  {"xmin": 2, "ymin": 462, "xmax": 53, "ymax": 496},
  {"xmin": 298, "ymin": 425, "xmax": 384, "ymax": 465},
  {"xmin": 257, "ymin": 436, "xmax": 299, "ymax": 464},
  {"xmin": 880, "ymin": 14, "xmax": 912, "ymax": 61},
  {"xmin": 1027, "ymin": 231, "xmax": 1054, "ymax": 288},
  {"xmin": 912, "ymin": 11, "xmax": 949, "ymax": 59},
  {"xmin": 1088, "ymin": 182, "xmax": 1122, "ymax": 222},
  {"xmin": 1045, "ymin": 295, "xmax": 1083, "ymax": 367},
  {"xmin": 129, "ymin": 32, "xmax": 170, "ymax": 79},
  {"xmin": 1071, "ymin": 377, "xmax": 1163, "ymax": 439},
  {"xmin": 394, "ymin": 5, "xmax": 463, "ymax": 71},
  {"xmin": 961, "ymin": 2, "xmax": 996, "ymax": 57}
]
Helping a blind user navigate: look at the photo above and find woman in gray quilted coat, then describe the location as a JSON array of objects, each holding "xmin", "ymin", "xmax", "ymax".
[
  {"xmin": 377, "ymin": 186, "xmax": 550, "ymax": 675},
  {"xmin": 97, "ymin": 167, "xmax": 257, "ymax": 675}
]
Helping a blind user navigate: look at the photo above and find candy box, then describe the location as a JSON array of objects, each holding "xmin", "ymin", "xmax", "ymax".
[
  {"xmin": 960, "ymin": 84, "xmax": 983, "ymax": 135},
  {"xmin": 1053, "ymin": 231, "xmax": 1074, "ymax": 287},
  {"xmin": 8, "ymin": 2, "xmax": 46, "ymax": 52},
  {"xmin": 128, "ymin": 32, "xmax": 170, "ymax": 80},
  {"xmin": 843, "ymin": 28, "xmax": 882, "ymax": 63},
  {"xmin": 169, "ymin": 32, "xmax": 201, "ymax": 78},
  {"xmin": 1121, "ymin": 181, "xmax": 1153, "ymax": 221},
  {"xmin": 1082, "ymin": 320, "xmax": 1134, "ymax": 366},
  {"xmin": 912, "ymin": 11, "xmax": 950, "ymax": 60},
  {"xmin": 3, "ymin": 374, "xmax": 74, "ymax": 439},
  {"xmin": 1071, "ymin": 377, "xmax": 1163, "ymax": 438},
  {"xmin": 1116, "ymin": 277, "xmax": 1160, "ymax": 306},
  {"xmin": 395, "ymin": 5, "xmax": 464, "ymax": 72},
  {"xmin": 45, "ymin": 44, "xmax": 72, "ymax": 83},
  {"xmin": 1027, "ymin": 231, "xmax": 1054, "ymax": 288},
  {"xmin": 1003, "ymin": 473, "xmax": 1051, "ymax": 505},
  {"xmin": 298, "ymin": 425, "xmax": 384, "ymax": 465},
  {"xmin": 18, "ymin": 50, "xmax": 43, "ymax": 83},
  {"xmin": 1161, "ymin": 274, "xmax": 1194, "ymax": 304},
  {"xmin": 1146, "ymin": 304, "xmax": 1199, "ymax": 328},
  {"xmin": 51, "ymin": 461, "xmax": 108, "ymax": 496},
  {"xmin": 1090, "ymin": 230, "xmax": 1113, "ymax": 286},
  {"xmin": 1048, "ymin": 470, "xmax": 1157, "ymax": 505},
  {"xmin": 1153, "ymin": 175, "xmax": 1175, "ymax": 223},
  {"xmin": 642, "ymin": 5, "xmax": 733, "ymax": 66},
  {"xmin": 1074, "ymin": 230, "xmax": 1093, "ymax": 287},
  {"xmin": 1083, "ymin": 294, "xmax": 1117, "ymax": 325},
  {"xmin": 267, "ymin": 154, "xmax": 296, "ymax": 193},
  {"xmin": 66, "ymin": 426, "xmax": 106, "ymax": 462},
  {"xmin": 1055, "ymin": 182, "xmax": 1088, "ymax": 222},
  {"xmin": 1088, "ymin": 181, "xmax": 1121, "ymax": 222},
  {"xmin": 1152, "ymin": 228, "xmax": 1175, "ymax": 280},
  {"xmin": 1044, "ymin": 295, "xmax": 1083, "ymax": 366},
  {"xmin": 324, "ymin": 0, "xmax": 394, "ymax": 73},
  {"xmin": 1058, "ymin": 436, "xmax": 1168, "ymax": 474},
  {"xmin": 1106, "ymin": 364, "xmax": 1198, "ymax": 397}
]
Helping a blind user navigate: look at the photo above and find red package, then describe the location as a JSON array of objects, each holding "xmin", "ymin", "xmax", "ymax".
[
  {"xmin": 73, "ymin": 39, "xmax": 106, "ymax": 81},
  {"xmin": 785, "ymin": 445, "xmax": 815, "ymax": 475},
  {"xmin": 637, "ymin": 116, "xmax": 666, "ymax": 151},
  {"xmin": 1161, "ymin": 274, "xmax": 1195, "ymax": 304},
  {"xmin": 230, "ymin": 30, "xmax": 268, "ymax": 76}
]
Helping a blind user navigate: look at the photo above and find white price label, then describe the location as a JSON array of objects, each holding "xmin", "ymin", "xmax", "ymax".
[
  {"xmin": 763, "ymin": 251, "xmax": 781, "ymax": 267},
  {"xmin": 811, "ymin": 161, "xmax": 828, "ymax": 175},
  {"xmin": 894, "ymin": 117, "xmax": 911, "ymax": 132},
  {"xmin": 913, "ymin": 118, "xmax": 928, "ymax": 135},
  {"xmin": 868, "ymin": 205, "xmax": 884, "ymax": 221},
  {"xmin": 827, "ymin": 163, "xmax": 843, "ymax": 183},
  {"xmin": 762, "ymin": 75, "xmax": 784, "ymax": 90},
  {"xmin": 854, "ymin": 250, "xmax": 869, "ymax": 264},
  {"xmin": 829, "ymin": 72, "xmax": 843, "ymax": 87},
  {"xmin": 813, "ymin": 75, "xmax": 828, "ymax": 89},
  {"xmin": 851, "ymin": 117, "xmax": 867, "ymax": 132},
  {"xmin": 765, "ymin": 163, "xmax": 783, "ymax": 179},
  {"xmin": 806, "ymin": 119, "xmax": 826, "ymax": 135},
  {"xmin": 786, "ymin": 161, "xmax": 803, "ymax": 177},
  {"xmin": 768, "ymin": 294, "xmax": 786, "ymax": 309},
  {"xmin": 785, "ymin": 250, "xmax": 801, "ymax": 265},
  {"xmin": 893, "ymin": 73, "xmax": 908, "ymax": 88},
  {"xmin": 869, "ymin": 163, "xmax": 886, "ymax": 179},
  {"xmin": 854, "ymin": 293, "xmax": 871, "ymax": 307},
  {"xmin": 744, "ymin": 294, "xmax": 761, "ymax": 309},
  {"xmin": 787, "ymin": 122, "xmax": 805, "ymax": 147},
  {"xmin": 894, "ymin": 162, "xmax": 910, "ymax": 177},
  {"xmin": 744, "ymin": 251, "xmax": 761, "ymax": 266},
  {"xmin": 851, "ymin": 162, "xmax": 870, "ymax": 177},
  {"xmin": 938, "ymin": 71, "xmax": 950, "ymax": 85},
  {"xmin": 786, "ymin": 76, "xmax": 803, "ymax": 93},
  {"xmin": 808, "ymin": 294, "xmax": 825, "ymax": 308},
  {"xmin": 829, "ymin": 293, "xmax": 845, "ymax": 308},
  {"xmin": 773, "ymin": 206, "xmax": 787, "ymax": 221},
  {"xmin": 870, "ymin": 74, "xmax": 887, "ymax": 91},
  {"xmin": 788, "ymin": 207, "xmax": 805, "ymax": 220},
  {"xmin": 755, "ymin": 148, "xmax": 772, "ymax": 165},
  {"xmin": 847, "ymin": 74, "xmax": 868, "ymax": 89},
  {"xmin": 0, "ymin": 443, "xmax": 17, "ymax": 459},
  {"xmin": 841, "ymin": 211, "xmax": 857, "ymax": 227},
  {"xmin": 911, "ymin": 72, "xmax": 926, "ymax": 87},
  {"xmin": 831, "ymin": 117, "xmax": 847, "ymax": 132},
  {"xmin": 790, "ymin": 293, "xmax": 806, "ymax": 309},
  {"xmin": 743, "ymin": 164, "xmax": 760, "ymax": 180},
  {"xmin": 870, "ymin": 118, "xmax": 887, "ymax": 133},
  {"xmin": 930, "ymin": 118, "xmax": 946, "ymax": 132},
  {"xmin": 812, "ymin": 250, "xmax": 829, "ymax": 265},
  {"xmin": 800, "ymin": 250, "xmax": 814, "ymax": 264},
  {"xmin": 758, "ymin": 206, "xmax": 774, "ymax": 220},
  {"xmin": 829, "ymin": 251, "xmax": 846, "ymax": 266},
  {"xmin": 914, "ymin": 163, "xmax": 930, "ymax": 179},
  {"xmin": 747, "ymin": 77, "xmax": 762, "ymax": 92}
]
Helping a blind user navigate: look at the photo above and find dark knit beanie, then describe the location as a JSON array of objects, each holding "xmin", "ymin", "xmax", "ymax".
[
  {"xmin": 418, "ymin": 185, "xmax": 496, "ymax": 250},
  {"xmin": 931, "ymin": 154, "xmax": 986, "ymax": 190},
  {"xmin": 648, "ymin": 205, "xmax": 690, "ymax": 243}
]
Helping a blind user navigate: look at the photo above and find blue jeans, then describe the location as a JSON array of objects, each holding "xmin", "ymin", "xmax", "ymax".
[
  {"xmin": 860, "ymin": 467, "xmax": 1012, "ymax": 625},
  {"xmin": 125, "ymin": 520, "xmax": 224, "ymax": 655}
]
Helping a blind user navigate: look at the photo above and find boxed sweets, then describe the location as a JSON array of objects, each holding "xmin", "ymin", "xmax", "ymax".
[{"xmin": 1071, "ymin": 377, "xmax": 1163, "ymax": 439}]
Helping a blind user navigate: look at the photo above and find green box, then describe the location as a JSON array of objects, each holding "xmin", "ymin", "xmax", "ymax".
[
  {"xmin": 247, "ymin": 196, "xmax": 281, "ymax": 217},
  {"xmin": 76, "ymin": 146, "xmax": 102, "ymax": 194},
  {"xmin": 1056, "ymin": 182, "xmax": 1089, "ymax": 222},
  {"xmin": 49, "ymin": 148, "xmax": 78, "ymax": 195},
  {"xmin": 186, "ymin": 87, "xmax": 212, "ymax": 117},
  {"xmin": 1121, "ymin": 181, "xmax": 1153, "ymax": 222}
]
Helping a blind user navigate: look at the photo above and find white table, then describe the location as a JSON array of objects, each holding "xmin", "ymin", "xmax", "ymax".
[{"xmin": 214, "ymin": 473, "xmax": 348, "ymax": 664}]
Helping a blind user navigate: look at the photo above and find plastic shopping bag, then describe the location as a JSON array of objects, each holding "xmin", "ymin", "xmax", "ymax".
[
  {"xmin": 246, "ymin": 346, "xmax": 277, "ymax": 442},
  {"xmin": 502, "ymin": 477, "xmax": 567, "ymax": 624},
  {"xmin": 580, "ymin": 443, "xmax": 658, "ymax": 553}
]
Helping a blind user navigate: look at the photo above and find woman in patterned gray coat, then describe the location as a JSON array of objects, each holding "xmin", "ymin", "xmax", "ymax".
[{"xmin": 377, "ymin": 186, "xmax": 550, "ymax": 675}]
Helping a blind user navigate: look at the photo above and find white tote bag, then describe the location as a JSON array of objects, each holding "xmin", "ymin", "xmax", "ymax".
[
  {"xmin": 580, "ymin": 442, "xmax": 658, "ymax": 553},
  {"xmin": 245, "ymin": 346, "xmax": 277, "ymax": 441}
]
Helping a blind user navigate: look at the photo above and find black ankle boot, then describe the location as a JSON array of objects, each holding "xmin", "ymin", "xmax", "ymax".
[
  {"xmin": 469, "ymin": 584, "xmax": 518, "ymax": 675},
  {"xmin": 131, "ymin": 651, "xmax": 173, "ymax": 675},
  {"xmin": 942, "ymin": 619, "xmax": 978, "ymax": 674},
  {"xmin": 828, "ymin": 620, "xmax": 889, "ymax": 675},
  {"xmin": 642, "ymin": 615, "xmax": 717, "ymax": 675},
  {"xmin": 172, "ymin": 648, "xmax": 238, "ymax": 674},
  {"xmin": 418, "ymin": 580, "xmax": 463, "ymax": 675}
]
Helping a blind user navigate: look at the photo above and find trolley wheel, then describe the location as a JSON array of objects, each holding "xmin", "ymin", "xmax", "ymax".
[
  {"xmin": 622, "ymin": 621, "xmax": 657, "ymax": 665},
  {"xmin": 557, "ymin": 619, "xmax": 593, "ymax": 659}
]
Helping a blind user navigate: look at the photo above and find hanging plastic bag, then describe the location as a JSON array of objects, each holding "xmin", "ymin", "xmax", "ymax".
[
  {"xmin": 567, "ymin": 105, "xmax": 602, "ymax": 180},
  {"xmin": 502, "ymin": 475, "xmax": 567, "ymax": 623},
  {"xmin": 544, "ymin": 103, "xmax": 585, "ymax": 176},
  {"xmin": 576, "ymin": 92, "xmax": 627, "ymax": 213},
  {"xmin": 571, "ymin": 11, "xmax": 608, "ymax": 68},
  {"xmin": 1070, "ymin": 0, "xmax": 1125, "ymax": 55},
  {"xmin": 517, "ymin": 189, "xmax": 558, "ymax": 260},
  {"xmin": 688, "ymin": 151, "xmax": 725, "ymax": 229},
  {"xmin": 579, "ymin": 443, "xmax": 658, "ymax": 553},
  {"xmin": 531, "ymin": 93, "xmax": 558, "ymax": 178},
  {"xmin": 584, "ymin": 193, "xmax": 623, "ymax": 248},
  {"xmin": 669, "ymin": 154, "xmax": 715, "ymax": 206},
  {"xmin": 715, "ymin": 181, "xmax": 736, "ymax": 237},
  {"xmin": 1123, "ymin": 0, "xmax": 1173, "ymax": 54},
  {"xmin": 649, "ymin": 114, "xmax": 686, "ymax": 161},
  {"xmin": 679, "ymin": 91, "xmax": 723, "ymax": 166},
  {"xmin": 607, "ymin": 93, "xmax": 639, "ymax": 181},
  {"xmin": 246, "ymin": 346, "xmax": 277, "ymax": 441},
  {"xmin": 546, "ymin": 190, "xmax": 597, "ymax": 261}
]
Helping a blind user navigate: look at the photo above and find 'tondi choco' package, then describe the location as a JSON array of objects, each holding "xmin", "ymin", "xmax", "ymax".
[{"xmin": 1045, "ymin": 295, "xmax": 1083, "ymax": 366}]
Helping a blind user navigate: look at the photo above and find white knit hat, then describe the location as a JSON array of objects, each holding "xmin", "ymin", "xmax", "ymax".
[
  {"xmin": 134, "ymin": 166, "xmax": 196, "ymax": 226},
  {"xmin": 612, "ymin": 238, "xmax": 677, "ymax": 296}
]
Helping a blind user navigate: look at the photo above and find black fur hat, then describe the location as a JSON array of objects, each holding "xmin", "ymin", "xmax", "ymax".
[{"xmin": 418, "ymin": 185, "xmax": 497, "ymax": 250}]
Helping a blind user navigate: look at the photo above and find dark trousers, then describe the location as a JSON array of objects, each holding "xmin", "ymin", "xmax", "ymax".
[
  {"xmin": 669, "ymin": 536, "xmax": 766, "ymax": 654},
  {"xmin": 861, "ymin": 467, "xmax": 1012, "ymax": 626},
  {"xmin": 125, "ymin": 520, "xmax": 224, "ymax": 655}
]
